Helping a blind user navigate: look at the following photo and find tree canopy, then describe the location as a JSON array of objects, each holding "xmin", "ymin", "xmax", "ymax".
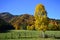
[{"xmin": 34, "ymin": 4, "xmax": 48, "ymax": 31}]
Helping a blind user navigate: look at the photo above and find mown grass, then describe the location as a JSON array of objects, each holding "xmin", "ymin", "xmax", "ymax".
[
  {"xmin": 0, "ymin": 38, "xmax": 59, "ymax": 40},
  {"xmin": 0, "ymin": 30, "xmax": 60, "ymax": 40}
]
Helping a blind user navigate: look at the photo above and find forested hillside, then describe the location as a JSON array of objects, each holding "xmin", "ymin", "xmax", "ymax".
[
  {"xmin": 0, "ymin": 12, "xmax": 15, "ymax": 22},
  {"xmin": 0, "ymin": 4, "xmax": 60, "ymax": 31},
  {"xmin": 0, "ymin": 18, "xmax": 14, "ymax": 32},
  {"xmin": 10, "ymin": 14, "xmax": 35, "ymax": 30}
]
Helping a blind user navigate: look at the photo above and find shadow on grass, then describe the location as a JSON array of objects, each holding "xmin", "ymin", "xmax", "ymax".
[
  {"xmin": 0, "ymin": 30, "xmax": 11, "ymax": 33},
  {"xmin": 0, "ymin": 25, "xmax": 15, "ymax": 33},
  {"xmin": 44, "ymin": 34, "xmax": 60, "ymax": 39}
]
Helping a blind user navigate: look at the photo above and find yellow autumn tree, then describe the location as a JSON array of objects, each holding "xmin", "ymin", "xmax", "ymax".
[
  {"xmin": 27, "ymin": 25, "xmax": 35, "ymax": 30},
  {"xmin": 34, "ymin": 4, "xmax": 48, "ymax": 31}
]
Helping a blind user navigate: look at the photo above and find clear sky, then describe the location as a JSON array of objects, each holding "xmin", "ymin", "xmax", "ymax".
[{"xmin": 0, "ymin": 0, "xmax": 60, "ymax": 19}]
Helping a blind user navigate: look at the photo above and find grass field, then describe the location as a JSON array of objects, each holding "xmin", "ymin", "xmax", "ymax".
[
  {"xmin": 0, "ymin": 30, "xmax": 60, "ymax": 40},
  {"xmin": 0, "ymin": 38, "xmax": 59, "ymax": 40}
]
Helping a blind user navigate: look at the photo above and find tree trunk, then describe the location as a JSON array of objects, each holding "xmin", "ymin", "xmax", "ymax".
[{"xmin": 42, "ymin": 31, "xmax": 45, "ymax": 38}]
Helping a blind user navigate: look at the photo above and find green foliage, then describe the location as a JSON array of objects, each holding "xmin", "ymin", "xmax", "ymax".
[
  {"xmin": 48, "ymin": 20, "xmax": 59, "ymax": 30},
  {"xmin": 0, "ymin": 18, "xmax": 14, "ymax": 32}
]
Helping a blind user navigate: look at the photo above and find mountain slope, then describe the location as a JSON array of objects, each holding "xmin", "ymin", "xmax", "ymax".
[
  {"xmin": 10, "ymin": 14, "xmax": 35, "ymax": 30},
  {"xmin": 0, "ymin": 18, "xmax": 14, "ymax": 32},
  {"xmin": 0, "ymin": 12, "xmax": 15, "ymax": 22}
]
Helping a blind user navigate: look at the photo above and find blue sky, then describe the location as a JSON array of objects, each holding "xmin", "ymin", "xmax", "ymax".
[{"xmin": 0, "ymin": 0, "xmax": 60, "ymax": 19}]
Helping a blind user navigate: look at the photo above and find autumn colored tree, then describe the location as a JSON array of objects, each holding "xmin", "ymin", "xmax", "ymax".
[
  {"xmin": 48, "ymin": 20, "xmax": 58, "ymax": 30},
  {"xmin": 27, "ymin": 25, "xmax": 35, "ymax": 30},
  {"xmin": 34, "ymin": 4, "xmax": 48, "ymax": 38},
  {"xmin": 10, "ymin": 14, "xmax": 35, "ymax": 30},
  {"xmin": 34, "ymin": 4, "xmax": 48, "ymax": 31}
]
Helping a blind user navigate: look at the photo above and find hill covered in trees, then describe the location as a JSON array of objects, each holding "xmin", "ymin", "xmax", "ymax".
[
  {"xmin": 0, "ymin": 12, "xmax": 15, "ymax": 22},
  {"xmin": 0, "ymin": 18, "xmax": 14, "ymax": 32},
  {"xmin": 0, "ymin": 4, "xmax": 60, "ymax": 31},
  {"xmin": 10, "ymin": 14, "xmax": 35, "ymax": 30}
]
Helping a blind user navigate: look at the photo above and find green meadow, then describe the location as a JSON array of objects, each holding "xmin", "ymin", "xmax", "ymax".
[{"xmin": 0, "ymin": 30, "xmax": 60, "ymax": 40}]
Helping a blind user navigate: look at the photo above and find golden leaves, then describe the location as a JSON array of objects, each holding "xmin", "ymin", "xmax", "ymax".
[{"xmin": 34, "ymin": 4, "xmax": 48, "ymax": 31}]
